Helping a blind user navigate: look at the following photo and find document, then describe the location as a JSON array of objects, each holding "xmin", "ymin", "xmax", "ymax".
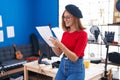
[
  {"xmin": 6, "ymin": 26, "xmax": 15, "ymax": 38},
  {"xmin": 0, "ymin": 30, "xmax": 4, "ymax": 42},
  {"xmin": 36, "ymin": 26, "xmax": 54, "ymax": 47},
  {"xmin": 0, "ymin": 15, "xmax": 2, "ymax": 27},
  {"xmin": 51, "ymin": 27, "xmax": 63, "ymax": 41}
]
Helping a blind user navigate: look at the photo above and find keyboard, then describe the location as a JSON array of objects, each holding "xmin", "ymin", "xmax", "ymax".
[{"xmin": 0, "ymin": 61, "xmax": 27, "ymax": 71}]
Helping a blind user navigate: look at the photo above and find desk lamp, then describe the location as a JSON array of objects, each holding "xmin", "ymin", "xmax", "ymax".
[
  {"xmin": 116, "ymin": 0, "xmax": 120, "ymax": 12},
  {"xmin": 90, "ymin": 25, "xmax": 100, "ymax": 42}
]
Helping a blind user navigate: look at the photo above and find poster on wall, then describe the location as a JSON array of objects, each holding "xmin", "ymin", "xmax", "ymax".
[
  {"xmin": 6, "ymin": 26, "xmax": 15, "ymax": 38},
  {"xmin": 0, "ymin": 30, "xmax": 4, "ymax": 42},
  {"xmin": 0, "ymin": 15, "xmax": 2, "ymax": 27}
]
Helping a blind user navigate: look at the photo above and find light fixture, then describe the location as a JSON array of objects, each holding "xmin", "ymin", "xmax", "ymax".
[{"xmin": 90, "ymin": 25, "xmax": 100, "ymax": 42}]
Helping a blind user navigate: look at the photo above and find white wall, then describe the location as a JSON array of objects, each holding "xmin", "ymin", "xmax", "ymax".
[{"xmin": 59, "ymin": 0, "xmax": 120, "ymax": 59}]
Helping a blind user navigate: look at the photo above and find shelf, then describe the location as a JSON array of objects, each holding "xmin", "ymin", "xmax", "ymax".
[
  {"xmin": 88, "ymin": 42, "xmax": 120, "ymax": 47},
  {"xmin": 108, "ymin": 22, "xmax": 120, "ymax": 26},
  {"xmin": 101, "ymin": 61, "xmax": 120, "ymax": 66}
]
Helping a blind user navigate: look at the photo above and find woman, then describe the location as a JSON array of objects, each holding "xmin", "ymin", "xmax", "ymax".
[{"xmin": 49, "ymin": 4, "xmax": 88, "ymax": 80}]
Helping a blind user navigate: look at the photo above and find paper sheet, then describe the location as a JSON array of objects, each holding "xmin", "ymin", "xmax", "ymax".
[
  {"xmin": 36, "ymin": 26, "xmax": 54, "ymax": 47},
  {"xmin": 51, "ymin": 27, "xmax": 63, "ymax": 41},
  {"xmin": 0, "ymin": 15, "xmax": 2, "ymax": 27},
  {"xmin": 6, "ymin": 26, "xmax": 15, "ymax": 38},
  {"xmin": 0, "ymin": 30, "xmax": 4, "ymax": 42}
]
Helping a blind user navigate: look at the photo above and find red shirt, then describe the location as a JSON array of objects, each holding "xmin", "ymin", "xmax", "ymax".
[{"xmin": 61, "ymin": 30, "xmax": 88, "ymax": 57}]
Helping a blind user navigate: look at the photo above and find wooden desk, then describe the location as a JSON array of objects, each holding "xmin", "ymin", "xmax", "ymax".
[
  {"xmin": 24, "ymin": 57, "xmax": 112, "ymax": 80},
  {"xmin": 85, "ymin": 64, "xmax": 112, "ymax": 80}
]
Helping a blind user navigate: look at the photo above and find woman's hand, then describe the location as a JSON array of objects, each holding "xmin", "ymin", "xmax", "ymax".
[
  {"xmin": 49, "ymin": 37, "xmax": 60, "ymax": 48},
  {"xmin": 49, "ymin": 37, "xmax": 78, "ymax": 62},
  {"xmin": 49, "ymin": 37, "xmax": 63, "ymax": 56},
  {"xmin": 49, "ymin": 36, "xmax": 66, "ymax": 51}
]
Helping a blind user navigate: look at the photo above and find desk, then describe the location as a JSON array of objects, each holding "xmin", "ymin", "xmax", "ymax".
[{"xmin": 24, "ymin": 57, "xmax": 112, "ymax": 80}]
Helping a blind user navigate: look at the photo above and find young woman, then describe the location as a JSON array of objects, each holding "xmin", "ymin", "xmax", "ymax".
[{"xmin": 49, "ymin": 4, "xmax": 88, "ymax": 80}]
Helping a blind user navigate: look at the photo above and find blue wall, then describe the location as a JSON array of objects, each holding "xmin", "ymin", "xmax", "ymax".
[{"xmin": 0, "ymin": 0, "xmax": 58, "ymax": 47}]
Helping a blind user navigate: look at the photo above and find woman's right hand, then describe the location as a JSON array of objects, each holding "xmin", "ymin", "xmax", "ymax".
[
  {"xmin": 49, "ymin": 36, "xmax": 60, "ymax": 48},
  {"xmin": 49, "ymin": 36, "xmax": 63, "ymax": 56}
]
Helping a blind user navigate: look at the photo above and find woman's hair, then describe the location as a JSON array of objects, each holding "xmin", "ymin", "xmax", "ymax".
[{"xmin": 62, "ymin": 10, "xmax": 86, "ymax": 31}]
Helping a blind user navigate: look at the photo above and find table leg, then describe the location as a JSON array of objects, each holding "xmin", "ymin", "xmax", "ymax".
[
  {"xmin": 108, "ymin": 69, "xmax": 112, "ymax": 80},
  {"xmin": 24, "ymin": 66, "xmax": 28, "ymax": 80}
]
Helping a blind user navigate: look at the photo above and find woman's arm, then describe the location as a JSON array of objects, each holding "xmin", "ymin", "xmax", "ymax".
[
  {"xmin": 51, "ymin": 47, "xmax": 63, "ymax": 56},
  {"xmin": 58, "ymin": 42, "xmax": 79, "ymax": 62},
  {"xmin": 49, "ymin": 37, "xmax": 78, "ymax": 62}
]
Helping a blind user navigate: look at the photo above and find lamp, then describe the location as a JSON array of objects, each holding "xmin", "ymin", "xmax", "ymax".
[
  {"xmin": 90, "ymin": 25, "xmax": 100, "ymax": 42},
  {"xmin": 116, "ymin": 0, "xmax": 120, "ymax": 12},
  {"xmin": 90, "ymin": 26, "xmax": 109, "ymax": 80}
]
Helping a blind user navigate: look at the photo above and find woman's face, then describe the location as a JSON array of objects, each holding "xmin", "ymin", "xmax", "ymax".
[{"xmin": 63, "ymin": 11, "xmax": 75, "ymax": 28}]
